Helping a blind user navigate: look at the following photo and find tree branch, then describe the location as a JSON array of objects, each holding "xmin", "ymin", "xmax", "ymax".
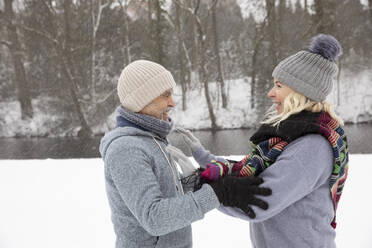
[
  {"xmin": 117, "ymin": 0, "xmax": 132, "ymax": 11},
  {"xmin": 174, "ymin": 0, "xmax": 194, "ymax": 15},
  {"xmin": 93, "ymin": 0, "xmax": 110, "ymax": 36},
  {"xmin": 207, "ymin": 0, "xmax": 218, "ymax": 12},
  {"xmin": 41, "ymin": 0, "xmax": 57, "ymax": 17},
  {"xmin": 0, "ymin": 40, "xmax": 12, "ymax": 48},
  {"xmin": 97, "ymin": 88, "xmax": 116, "ymax": 104},
  {"xmin": 163, "ymin": 11, "xmax": 192, "ymax": 70},
  {"xmin": 17, "ymin": 23, "xmax": 60, "ymax": 47}
]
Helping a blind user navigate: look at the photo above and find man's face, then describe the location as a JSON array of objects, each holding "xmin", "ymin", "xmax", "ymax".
[
  {"xmin": 267, "ymin": 79, "xmax": 294, "ymax": 114},
  {"xmin": 139, "ymin": 89, "xmax": 175, "ymax": 121}
]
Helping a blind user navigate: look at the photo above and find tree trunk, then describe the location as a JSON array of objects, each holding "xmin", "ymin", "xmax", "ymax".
[
  {"xmin": 266, "ymin": 0, "xmax": 277, "ymax": 66},
  {"xmin": 237, "ymin": 38, "xmax": 249, "ymax": 77},
  {"xmin": 194, "ymin": 12, "xmax": 217, "ymax": 130},
  {"xmin": 4, "ymin": 0, "xmax": 33, "ymax": 120},
  {"xmin": 313, "ymin": 0, "xmax": 336, "ymax": 34},
  {"xmin": 369, "ymin": 0, "xmax": 372, "ymax": 22},
  {"xmin": 314, "ymin": 0, "xmax": 325, "ymax": 33},
  {"xmin": 91, "ymin": 0, "xmax": 108, "ymax": 105},
  {"xmin": 147, "ymin": 0, "xmax": 154, "ymax": 60},
  {"xmin": 121, "ymin": 3, "xmax": 131, "ymax": 65},
  {"xmin": 277, "ymin": 0, "xmax": 285, "ymax": 60},
  {"xmin": 251, "ymin": 31, "xmax": 260, "ymax": 109},
  {"xmin": 154, "ymin": 0, "xmax": 164, "ymax": 64},
  {"xmin": 254, "ymin": 0, "xmax": 276, "ymax": 115},
  {"xmin": 63, "ymin": 0, "xmax": 93, "ymax": 137},
  {"xmin": 211, "ymin": 1, "xmax": 227, "ymax": 108},
  {"xmin": 189, "ymin": 0, "xmax": 199, "ymax": 74},
  {"xmin": 251, "ymin": 44, "xmax": 258, "ymax": 109},
  {"xmin": 91, "ymin": 0, "xmax": 97, "ymax": 104},
  {"xmin": 116, "ymin": 0, "xmax": 131, "ymax": 65},
  {"xmin": 175, "ymin": 3, "xmax": 187, "ymax": 110}
]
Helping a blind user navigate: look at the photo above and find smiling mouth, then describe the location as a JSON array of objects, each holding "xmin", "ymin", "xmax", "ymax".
[
  {"xmin": 160, "ymin": 108, "xmax": 172, "ymax": 119},
  {"xmin": 163, "ymin": 107, "xmax": 173, "ymax": 114}
]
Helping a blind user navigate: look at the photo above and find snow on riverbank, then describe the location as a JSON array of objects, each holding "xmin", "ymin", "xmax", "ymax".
[
  {"xmin": 0, "ymin": 154, "xmax": 371, "ymax": 248},
  {"xmin": 1, "ymin": 68, "xmax": 372, "ymax": 137}
]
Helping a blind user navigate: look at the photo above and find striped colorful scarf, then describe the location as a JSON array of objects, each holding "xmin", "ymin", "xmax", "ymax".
[{"xmin": 215, "ymin": 111, "xmax": 348, "ymax": 228}]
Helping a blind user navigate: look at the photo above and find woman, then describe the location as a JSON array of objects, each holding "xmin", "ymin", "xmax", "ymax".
[{"xmin": 170, "ymin": 34, "xmax": 349, "ymax": 248}]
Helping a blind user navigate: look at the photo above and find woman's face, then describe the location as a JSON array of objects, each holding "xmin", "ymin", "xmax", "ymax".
[{"xmin": 267, "ymin": 79, "xmax": 294, "ymax": 114}]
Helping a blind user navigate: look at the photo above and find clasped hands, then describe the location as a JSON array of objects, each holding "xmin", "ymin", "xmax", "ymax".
[{"xmin": 166, "ymin": 127, "xmax": 271, "ymax": 219}]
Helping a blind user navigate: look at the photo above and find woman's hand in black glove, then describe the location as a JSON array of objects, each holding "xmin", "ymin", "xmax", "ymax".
[{"xmin": 208, "ymin": 175, "xmax": 271, "ymax": 219}]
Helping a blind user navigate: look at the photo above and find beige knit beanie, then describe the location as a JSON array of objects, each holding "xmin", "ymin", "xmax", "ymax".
[{"xmin": 117, "ymin": 60, "xmax": 176, "ymax": 112}]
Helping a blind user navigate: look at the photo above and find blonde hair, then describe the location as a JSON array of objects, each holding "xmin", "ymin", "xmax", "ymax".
[{"xmin": 261, "ymin": 91, "xmax": 344, "ymax": 127}]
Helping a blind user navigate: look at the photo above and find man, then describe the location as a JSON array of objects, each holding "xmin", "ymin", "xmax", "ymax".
[{"xmin": 99, "ymin": 60, "xmax": 271, "ymax": 248}]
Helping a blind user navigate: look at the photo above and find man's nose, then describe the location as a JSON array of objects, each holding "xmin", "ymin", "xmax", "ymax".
[{"xmin": 168, "ymin": 96, "xmax": 175, "ymax": 107}]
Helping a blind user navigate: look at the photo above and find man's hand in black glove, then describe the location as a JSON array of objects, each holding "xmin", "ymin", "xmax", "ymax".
[{"xmin": 208, "ymin": 175, "xmax": 271, "ymax": 219}]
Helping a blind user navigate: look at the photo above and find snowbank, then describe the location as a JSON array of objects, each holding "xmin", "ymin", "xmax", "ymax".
[{"xmin": 0, "ymin": 98, "xmax": 67, "ymax": 137}]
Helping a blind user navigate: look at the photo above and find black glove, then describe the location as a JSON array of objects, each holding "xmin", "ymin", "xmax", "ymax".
[{"xmin": 208, "ymin": 175, "xmax": 271, "ymax": 219}]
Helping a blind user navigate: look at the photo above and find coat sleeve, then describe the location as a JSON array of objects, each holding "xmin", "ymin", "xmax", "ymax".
[
  {"xmin": 105, "ymin": 141, "xmax": 220, "ymax": 236},
  {"xmin": 218, "ymin": 134, "xmax": 334, "ymax": 222},
  {"xmin": 192, "ymin": 145, "xmax": 228, "ymax": 168}
]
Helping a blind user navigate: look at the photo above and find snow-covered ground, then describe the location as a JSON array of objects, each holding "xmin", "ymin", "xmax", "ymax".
[{"xmin": 0, "ymin": 154, "xmax": 371, "ymax": 248}]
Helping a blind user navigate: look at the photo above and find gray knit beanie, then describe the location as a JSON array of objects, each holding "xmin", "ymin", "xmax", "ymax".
[
  {"xmin": 272, "ymin": 34, "xmax": 342, "ymax": 102},
  {"xmin": 117, "ymin": 60, "xmax": 176, "ymax": 112}
]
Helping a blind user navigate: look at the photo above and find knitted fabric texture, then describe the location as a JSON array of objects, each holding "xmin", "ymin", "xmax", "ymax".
[
  {"xmin": 116, "ymin": 106, "xmax": 174, "ymax": 139},
  {"xmin": 205, "ymin": 111, "xmax": 349, "ymax": 229},
  {"xmin": 201, "ymin": 161, "xmax": 229, "ymax": 181},
  {"xmin": 272, "ymin": 51, "xmax": 338, "ymax": 101},
  {"xmin": 272, "ymin": 34, "xmax": 341, "ymax": 101},
  {"xmin": 117, "ymin": 60, "xmax": 176, "ymax": 112}
]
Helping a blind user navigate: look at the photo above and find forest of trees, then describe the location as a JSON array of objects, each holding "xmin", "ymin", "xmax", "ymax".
[{"xmin": 1, "ymin": 0, "xmax": 372, "ymax": 136}]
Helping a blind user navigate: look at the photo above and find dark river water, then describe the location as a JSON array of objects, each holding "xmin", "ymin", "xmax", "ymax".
[{"xmin": 1, "ymin": 123, "xmax": 371, "ymax": 159}]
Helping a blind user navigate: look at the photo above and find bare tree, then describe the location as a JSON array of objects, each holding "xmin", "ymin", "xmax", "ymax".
[
  {"xmin": 154, "ymin": 0, "xmax": 164, "ymax": 64},
  {"xmin": 250, "ymin": 22, "xmax": 266, "ymax": 109},
  {"xmin": 90, "ymin": 0, "xmax": 109, "ymax": 105},
  {"xmin": 277, "ymin": 0, "xmax": 286, "ymax": 60},
  {"xmin": 313, "ymin": 0, "xmax": 336, "ymax": 34},
  {"xmin": 146, "ymin": 0, "xmax": 153, "ymax": 58},
  {"xmin": 176, "ymin": 0, "xmax": 218, "ymax": 129},
  {"xmin": 266, "ymin": 0, "xmax": 277, "ymax": 66},
  {"xmin": 63, "ymin": 0, "xmax": 93, "ymax": 137},
  {"xmin": 20, "ymin": 0, "xmax": 93, "ymax": 136},
  {"xmin": 313, "ymin": 0, "xmax": 325, "ymax": 33},
  {"xmin": 258, "ymin": 0, "xmax": 277, "ymax": 114},
  {"xmin": 175, "ymin": 3, "xmax": 187, "ymax": 110},
  {"xmin": 163, "ymin": 5, "xmax": 193, "ymax": 78},
  {"xmin": 2, "ymin": 0, "xmax": 33, "ymax": 120},
  {"xmin": 313, "ymin": 0, "xmax": 341, "ymax": 105},
  {"xmin": 211, "ymin": 0, "xmax": 227, "ymax": 108},
  {"xmin": 188, "ymin": 0, "xmax": 199, "ymax": 74},
  {"xmin": 117, "ymin": 0, "xmax": 132, "ymax": 66},
  {"xmin": 146, "ymin": 0, "xmax": 166, "ymax": 64}
]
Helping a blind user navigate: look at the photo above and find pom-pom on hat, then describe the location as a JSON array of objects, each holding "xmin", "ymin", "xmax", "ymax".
[
  {"xmin": 272, "ymin": 34, "xmax": 342, "ymax": 102},
  {"xmin": 117, "ymin": 60, "xmax": 176, "ymax": 112}
]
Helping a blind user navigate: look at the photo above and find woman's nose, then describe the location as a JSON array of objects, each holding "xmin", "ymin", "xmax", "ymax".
[{"xmin": 267, "ymin": 88, "xmax": 275, "ymax": 98}]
